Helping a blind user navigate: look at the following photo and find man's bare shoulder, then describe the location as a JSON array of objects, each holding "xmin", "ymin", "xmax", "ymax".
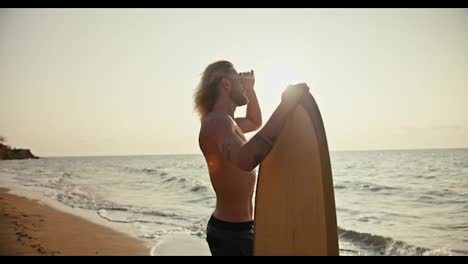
[
  {"xmin": 199, "ymin": 112, "xmax": 235, "ymax": 152},
  {"xmin": 201, "ymin": 112, "xmax": 234, "ymax": 133}
]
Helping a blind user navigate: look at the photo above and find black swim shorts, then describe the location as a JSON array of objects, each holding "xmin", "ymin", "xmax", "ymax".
[{"xmin": 205, "ymin": 215, "xmax": 254, "ymax": 256}]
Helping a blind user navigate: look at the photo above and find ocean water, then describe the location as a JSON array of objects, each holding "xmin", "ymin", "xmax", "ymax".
[{"xmin": 1, "ymin": 149, "xmax": 467, "ymax": 256}]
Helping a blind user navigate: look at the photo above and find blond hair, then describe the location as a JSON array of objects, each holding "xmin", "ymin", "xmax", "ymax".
[{"xmin": 193, "ymin": 60, "xmax": 235, "ymax": 118}]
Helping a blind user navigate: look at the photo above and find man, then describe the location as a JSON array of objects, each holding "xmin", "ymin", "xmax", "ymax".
[{"xmin": 194, "ymin": 60, "xmax": 309, "ymax": 256}]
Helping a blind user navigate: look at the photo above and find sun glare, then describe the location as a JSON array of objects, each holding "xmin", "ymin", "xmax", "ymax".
[{"xmin": 258, "ymin": 62, "xmax": 308, "ymax": 101}]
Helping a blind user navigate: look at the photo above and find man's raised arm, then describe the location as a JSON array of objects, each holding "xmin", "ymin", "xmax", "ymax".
[
  {"xmin": 235, "ymin": 70, "xmax": 262, "ymax": 133},
  {"xmin": 214, "ymin": 84, "xmax": 310, "ymax": 172}
]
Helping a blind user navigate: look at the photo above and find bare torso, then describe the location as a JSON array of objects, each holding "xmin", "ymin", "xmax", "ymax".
[{"xmin": 199, "ymin": 112, "xmax": 257, "ymax": 222}]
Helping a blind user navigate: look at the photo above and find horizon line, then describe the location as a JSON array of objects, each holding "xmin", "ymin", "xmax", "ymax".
[{"xmin": 37, "ymin": 146, "xmax": 468, "ymax": 158}]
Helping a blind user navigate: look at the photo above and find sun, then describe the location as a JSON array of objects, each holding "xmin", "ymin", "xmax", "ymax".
[{"xmin": 261, "ymin": 63, "xmax": 305, "ymax": 93}]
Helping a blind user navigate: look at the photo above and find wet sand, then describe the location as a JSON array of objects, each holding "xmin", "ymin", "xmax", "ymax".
[{"xmin": 0, "ymin": 187, "xmax": 148, "ymax": 256}]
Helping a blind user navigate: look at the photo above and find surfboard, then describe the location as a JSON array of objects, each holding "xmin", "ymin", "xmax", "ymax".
[{"xmin": 253, "ymin": 92, "xmax": 339, "ymax": 256}]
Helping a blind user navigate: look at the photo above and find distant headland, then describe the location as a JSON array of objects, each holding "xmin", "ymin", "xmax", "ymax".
[{"xmin": 0, "ymin": 136, "xmax": 39, "ymax": 160}]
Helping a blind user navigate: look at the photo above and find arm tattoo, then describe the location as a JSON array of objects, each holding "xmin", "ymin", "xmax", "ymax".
[
  {"xmin": 268, "ymin": 134, "xmax": 277, "ymax": 144},
  {"xmin": 253, "ymin": 154, "xmax": 263, "ymax": 165},
  {"xmin": 250, "ymin": 134, "xmax": 273, "ymax": 166}
]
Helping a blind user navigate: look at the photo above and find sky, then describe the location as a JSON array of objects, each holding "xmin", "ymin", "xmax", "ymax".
[{"xmin": 1, "ymin": 8, "xmax": 467, "ymax": 157}]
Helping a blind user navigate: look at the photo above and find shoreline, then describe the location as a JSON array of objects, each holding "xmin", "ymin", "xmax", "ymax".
[{"xmin": 0, "ymin": 187, "xmax": 149, "ymax": 256}]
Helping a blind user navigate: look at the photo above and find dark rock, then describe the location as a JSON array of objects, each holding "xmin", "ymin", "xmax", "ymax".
[{"xmin": 0, "ymin": 144, "xmax": 39, "ymax": 160}]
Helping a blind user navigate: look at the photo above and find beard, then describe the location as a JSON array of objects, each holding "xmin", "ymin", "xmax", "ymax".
[{"xmin": 230, "ymin": 89, "xmax": 249, "ymax": 107}]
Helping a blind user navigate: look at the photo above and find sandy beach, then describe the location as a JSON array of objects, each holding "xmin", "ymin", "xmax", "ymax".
[{"xmin": 0, "ymin": 187, "xmax": 149, "ymax": 256}]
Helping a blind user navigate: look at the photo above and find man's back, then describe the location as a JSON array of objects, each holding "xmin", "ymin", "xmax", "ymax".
[{"xmin": 199, "ymin": 112, "xmax": 256, "ymax": 222}]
